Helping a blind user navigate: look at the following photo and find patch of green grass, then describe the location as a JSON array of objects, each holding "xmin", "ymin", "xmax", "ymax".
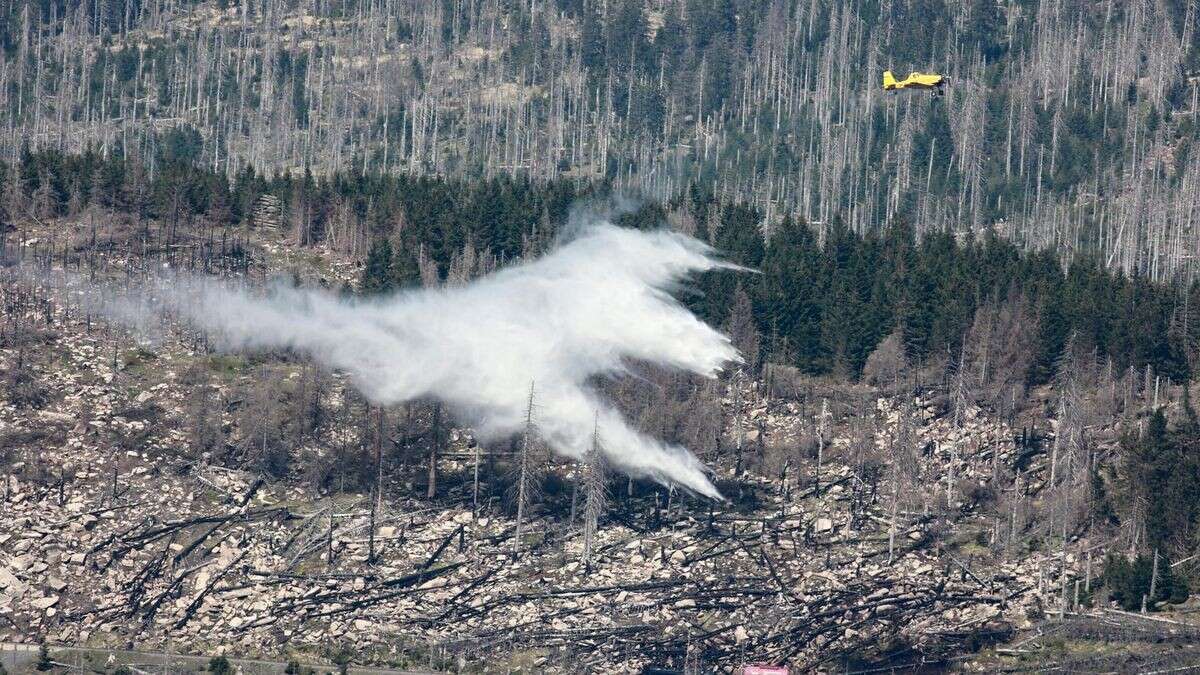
[
  {"xmin": 121, "ymin": 346, "xmax": 157, "ymax": 369},
  {"xmin": 204, "ymin": 354, "xmax": 248, "ymax": 377},
  {"xmin": 950, "ymin": 527, "xmax": 992, "ymax": 558}
]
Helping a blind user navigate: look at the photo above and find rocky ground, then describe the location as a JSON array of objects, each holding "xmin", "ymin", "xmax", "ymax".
[{"xmin": 0, "ymin": 231, "xmax": 1191, "ymax": 673}]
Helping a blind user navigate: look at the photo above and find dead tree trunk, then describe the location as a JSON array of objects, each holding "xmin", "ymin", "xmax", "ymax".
[
  {"xmin": 327, "ymin": 507, "xmax": 335, "ymax": 569},
  {"xmin": 472, "ymin": 441, "xmax": 481, "ymax": 518},
  {"xmin": 427, "ymin": 402, "xmax": 441, "ymax": 500},
  {"xmin": 369, "ymin": 406, "xmax": 383, "ymax": 564},
  {"xmin": 583, "ymin": 415, "xmax": 608, "ymax": 571},
  {"xmin": 816, "ymin": 398, "xmax": 830, "ymax": 493},
  {"xmin": 513, "ymin": 382, "xmax": 536, "ymax": 556}
]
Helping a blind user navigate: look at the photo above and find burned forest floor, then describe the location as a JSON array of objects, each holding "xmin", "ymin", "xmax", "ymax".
[{"xmin": 1, "ymin": 223, "xmax": 1199, "ymax": 673}]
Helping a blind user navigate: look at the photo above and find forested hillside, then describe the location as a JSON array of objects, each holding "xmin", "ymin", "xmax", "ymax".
[
  {"xmin": 7, "ymin": 146, "xmax": 1200, "ymax": 384},
  {"xmin": 3, "ymin": 1, "xmax": 1200, "ymax": 671},
  {"xmin": 0, "ymin": 0, "xmax": 1196, "ymax": 278},
  {"xmin": 4, "ymin": 145, "xmax": 1200, "ymax": 669}
]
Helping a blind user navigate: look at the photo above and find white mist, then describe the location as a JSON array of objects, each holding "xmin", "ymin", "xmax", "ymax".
[{"xmin": 62, "ymin": 222, "xmax": 742, "ymax": 498}]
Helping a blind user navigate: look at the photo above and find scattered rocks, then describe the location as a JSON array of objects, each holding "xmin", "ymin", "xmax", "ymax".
[
  {"xmin": 31, "ymin": 595, "xmax": 59, "ymax": 610},
  {"xmin": 0, "ymin": 291, "xmax": 1082, "ymax": 671}
]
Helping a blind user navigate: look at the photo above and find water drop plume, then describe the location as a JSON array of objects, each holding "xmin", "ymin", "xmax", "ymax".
[{"xmin": 57, "ymin": 216, "xmax": 744, "ymax": 498}]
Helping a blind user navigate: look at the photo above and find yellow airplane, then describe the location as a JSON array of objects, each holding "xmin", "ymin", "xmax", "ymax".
[{"xmin": 883, "ymin": 70, "xmax": 948, "ymax": 95}]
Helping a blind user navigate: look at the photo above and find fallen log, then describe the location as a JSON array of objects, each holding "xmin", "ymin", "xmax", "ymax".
[
  {"xmin": 424, "ymin": 565, "xmax": 503, "ymax": 624},
  {"xmin": 420, "ymin": 524, "xmax": 464, "ymax": 571},
  {"xmin": 173, "ymin": 549, "xmax": 249, "ymax": 629},
  {"xmin": 137, "ymin": 557, "xmax": 214, "ymax": 624}
]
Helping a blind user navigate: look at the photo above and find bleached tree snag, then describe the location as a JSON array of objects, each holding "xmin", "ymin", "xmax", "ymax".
[
  {"xmin": 428, "ymin": 402, "xmax": 442, "ymax": 500},
  {"xmin": 816, "ymin": 398, "xmax": 830, "ymax": 494},
  {"xmin": 1149, "ymin": 548, "xmax": 1160, "ymax": 610},
  {"xmin": 369, "ymin": 406, "xmax": 384, "ymax": 565},
  {"xmin": 473, "ymin": 441, "xmax": 482, "ymax": 519},
  {"xmin": 888, "ymin": 488, "xmax": 899, "ymax": 565},
  {"xmin": 582, "ymin": 415, "xmax": 608, "ymax": 571},
  {"xmin": 327, "ymin": 507, "xmax": 335, "ymax": 569},
  {"xmin": 570, "ymin": 467, "xmax": 579, "ymax": 526},
  {"xmin": 513, "ymin": 381, "xmax": 537, "ymax": 556},
  {"xmin": 733, "ymin": 371, "xmax": 744, "ymax": 475}
]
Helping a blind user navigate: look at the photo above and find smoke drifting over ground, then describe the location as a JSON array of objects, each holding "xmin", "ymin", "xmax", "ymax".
[{"xmin": 56, "ymin": 221, "xmax": 743, "ymax": 498}]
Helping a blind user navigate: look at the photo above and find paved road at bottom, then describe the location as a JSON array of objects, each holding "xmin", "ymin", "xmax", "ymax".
[{"xmin": 0, "ymin": 641, "xmax": 437, "ymax": 674}]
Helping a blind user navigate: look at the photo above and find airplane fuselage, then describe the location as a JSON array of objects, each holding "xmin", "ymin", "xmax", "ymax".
[{"xmin": 883, "ymin": 71, "xmax": 947, "ymax": 92}]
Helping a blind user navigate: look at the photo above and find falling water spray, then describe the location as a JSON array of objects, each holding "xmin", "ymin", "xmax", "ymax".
[{"xmin": 48, "ymin": 219, "xmax": 744, "ymax": 498}]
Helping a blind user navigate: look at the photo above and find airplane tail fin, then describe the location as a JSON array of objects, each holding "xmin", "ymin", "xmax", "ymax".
[{"xmin": 883, "ymin": 70, "xmax": 897, "ymax": 90}]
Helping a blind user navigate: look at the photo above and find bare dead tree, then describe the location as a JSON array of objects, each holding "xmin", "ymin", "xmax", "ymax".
[
  {"xmin": 369, "ymin": 406, "xmax": 384, "ymax": 565},
  {"xmin": 582, "ymin": 415, "xmax": 608, "ymax": 571},
  {"xmin": 472, "ymin": 439, "xmax": 482, "ymax": 518},
  {"xmin": 815, "ymin": 397, "xmax": 830, "ymax": 494},
  {"xmin": 888, "ymin": 395, "xmax": 920, "ymax": 565},
  {"xmin": 947, "ymin": 341, "xmax": 972, "ymax": 507},
  {"xmin": 427, "ymin": 402, "xmax": 442, "ymax": 500},
  {"xmin": 512, "ymin": 381, "xmax": 540, "ymax": 556}
]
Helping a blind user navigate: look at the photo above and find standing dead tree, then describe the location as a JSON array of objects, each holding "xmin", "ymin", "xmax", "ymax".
[
  {"xmin": 511, "ymin": 381, "xmax": 542, "ymax": 557},
  {"xmin": 815, "ymin": 397, "xmax": 831, "ymax": 494},
  {"xmin": 888, "ymin": 394, "xmax": 921, "ymax": 564},
  {"xmin": 427, "ymin": 402, "xmax": 442, "ymax": 500},
  {"xmin": 947, "ymin": 341, "xmax": 973, "ymax": 508},
  {"xmin": 582, "ymin": 416, "xmax": 608, "ymax": 571},
  {"xmin": 1046, "ymin": 333, "xmax": 1095, "ymax": 542},
  {"xmin": 369, "ymin": 406, "xmax": 385, "ymax": 565}
]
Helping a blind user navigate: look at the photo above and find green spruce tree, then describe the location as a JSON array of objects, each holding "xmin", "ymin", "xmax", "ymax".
[{"xmin": 361, "ymin": 239, "xmax": 395, "ymax": 295}]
